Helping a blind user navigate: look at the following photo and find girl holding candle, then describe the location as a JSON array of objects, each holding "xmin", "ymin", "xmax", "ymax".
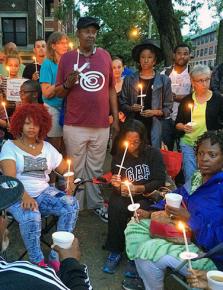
[
  {"xmin": 103, "ymin": 119, "xmax": 166, "ymax": 275},
  {"xmin": 175, "ymin": 64, "xmax": 223, "ymax": 182},
  {"xmin": 119, "ymin": 39, "xmax": 172, "ymax": 148},
  {"xmin": 124, "ymin": 130, "xmax": 223, "ymax": 290},
  {"xmin": 0, "ymin": 103, "xmax": 79, "ymax": 272}
]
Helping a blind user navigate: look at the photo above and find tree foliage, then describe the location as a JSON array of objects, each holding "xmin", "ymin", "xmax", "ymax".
[
  {"xmin": 79, "ymin": 0, "xmax": 155, "ymax": 63},
  {"xmin": 80, "ymin": 0, "xmax": 223, "ymax": 65}
]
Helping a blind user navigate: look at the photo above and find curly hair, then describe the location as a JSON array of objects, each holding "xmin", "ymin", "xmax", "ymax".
[
  {"xmin": 196, "ymin": 130, "xmax": 223, "ymax": 155},
  {"xmin": 10, "ymin": 104, "xmax": 52, "ymax": 140}
]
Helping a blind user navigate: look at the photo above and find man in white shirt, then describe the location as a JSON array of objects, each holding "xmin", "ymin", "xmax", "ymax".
[{"xmin": 162, "ymin": 44, "xmax": 191, "ymax": 150}]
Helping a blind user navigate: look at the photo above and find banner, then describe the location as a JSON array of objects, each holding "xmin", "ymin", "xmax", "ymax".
[{"xmin": 6, "ymin": 78, "xmax": 28, "ymax": 102}]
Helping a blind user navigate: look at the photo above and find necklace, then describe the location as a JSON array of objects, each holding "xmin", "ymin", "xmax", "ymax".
[{"xmin": 20, "ymin": 138, "xmax": 38, "ymax": 150}]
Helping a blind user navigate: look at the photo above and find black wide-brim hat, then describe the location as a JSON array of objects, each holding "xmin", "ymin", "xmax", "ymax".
[
  {"xmin": 0, "ymin": 176, "xmax": 24, "ymax": 211},
  {"xmin": 132, "ymin": 39, "xmax": 164, "ymax": 64}
]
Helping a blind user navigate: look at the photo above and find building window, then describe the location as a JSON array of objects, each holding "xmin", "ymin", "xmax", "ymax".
[
  {"xmin": 210, "ymin": 33, "xmax": 215, "ymax": 41},
  {"xmin": 201, "ymin": 37, "xmax": 205, "ymax": 44},
  {"xmin": 196, "ymin": 50, "xmax": 199, "ymax": 57},
  {"xmin": 215, "ymin": 46, "xmax": 217, "ymax": 54},
  {"xmin": 208, "ymin": 60, "xmax": 213, "ymax": 67},
  {"xmin": 204, "ymin": 48, "xmax": 208, "ymax": 55},
  {"xmin": 37, "ymin": 21, "xmax": 43, "ymax": 38},
  {"xmin": 45, "ymin": 0, "xmax": 54, "ymax": 17},
  {"xmin": 197, "ymin": 39, "xmax": 200, "ymax": 45},
  {"xmin": 200, "ymin": 49, "xmax": 204, "ymax": 56},
  {"xmin": 2, "ymin": 17, "xmax": 27, "ymax": 46},
  {"xmin": 204, "ymin": 60, "xmax": 207, "ymax": 65},
  {"xmin": 205, "ymin": 35, "xmax": 209, "ymax": 43},
  {"xmin": 209, "ymin": 47, "xmax": 213, "ymax": 55}
]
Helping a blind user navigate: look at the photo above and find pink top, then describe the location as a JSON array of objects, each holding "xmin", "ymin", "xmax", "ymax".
[{"xmin": 56, "ymin": 48, "xmax": 114, "ymax": 128}]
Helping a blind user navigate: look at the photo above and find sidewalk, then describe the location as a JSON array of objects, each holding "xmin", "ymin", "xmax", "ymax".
[{"xmin": 7, "ymin": 150, "xmax": 127, "ymax": 289}]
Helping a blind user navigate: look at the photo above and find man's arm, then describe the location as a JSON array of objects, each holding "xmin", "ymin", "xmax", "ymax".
[{"xmin": 54, "ymin": 238, "xmax": 93, "ymax": 290}]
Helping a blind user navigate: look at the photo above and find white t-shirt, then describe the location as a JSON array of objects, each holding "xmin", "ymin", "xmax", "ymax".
[
  {"xmin": 0, "ymin": 140, "xmax": 63, "ymax": 197},
  {"xmin": 169, "ymin": 67, "xmax": 191, "ymax": 120}
]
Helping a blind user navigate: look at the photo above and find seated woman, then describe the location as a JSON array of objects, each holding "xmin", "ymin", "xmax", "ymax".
[
  {"xmin": 0, "ymin": 103, "xmax": 79, "ymax": 272},
  {"xmin": 125, "ymin": 130, "xmax": 223, "ymax": 290},
  {"xmin": 175, "ymin": 64, "xmax": 223, "ymax": 182},
  {"xmin": 103, "ymin": 119, "xmax": 166, "ymax": 274}
]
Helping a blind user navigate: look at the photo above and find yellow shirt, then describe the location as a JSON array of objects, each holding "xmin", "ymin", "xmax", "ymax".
[{"xmin": 182, "ymin": 92, "xmax": 212, "ymax": 146}]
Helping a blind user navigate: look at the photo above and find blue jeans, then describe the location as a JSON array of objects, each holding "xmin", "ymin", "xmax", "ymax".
[
  {"xmin": 8, "ymin": 187, "xmax": 79, "ymax": 263},
  {"xmin": 180, "ymin": 140, "xmax": 197, "ymax": 182},
  {"xmin": 135, "ymin": 256, "xmax": 199, "ymax": 290}
]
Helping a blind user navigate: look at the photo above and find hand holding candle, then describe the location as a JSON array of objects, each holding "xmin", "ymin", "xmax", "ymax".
[
  {"xmin": 117, "ymin": 141, "xmax": 128, "ymax": 176},
  {"xmin": 124, "ymin": 180, "xmax": 139, "ymax": 222},
  {"xmin": 63, "ymin": 158, "xmax": 74, "ymax": 193},
  {"xmin": 137, "ymin": 83, "xmax": 146, "ymax": 112}
]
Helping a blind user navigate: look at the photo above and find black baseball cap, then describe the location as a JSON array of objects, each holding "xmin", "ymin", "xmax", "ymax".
[
  {"xmin": 77, "ymin": 16, "xmax": 100, "ymax": 30},
  {"xmin": 0, "ymin": 176, "xmax": 24, "ymax": 211}
]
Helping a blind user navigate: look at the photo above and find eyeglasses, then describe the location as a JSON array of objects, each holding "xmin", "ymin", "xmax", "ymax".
[
  {"xmin": 19, "ymin": 90, "xmax": 37, "ymax": 95},
  {"xmin": 193, "ymin": 78, "xmax": 211, "ymax": 84}
]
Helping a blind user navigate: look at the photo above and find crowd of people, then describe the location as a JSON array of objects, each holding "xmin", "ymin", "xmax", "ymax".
[{"xmin": 0, "ymin": 14, "xmax": 223, "ymax": 290}]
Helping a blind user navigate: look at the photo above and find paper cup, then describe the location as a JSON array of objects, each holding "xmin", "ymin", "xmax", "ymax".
[
  {"xmin": 165, "ymin": 193, "xmax": 182, "ymax": 208},
  {"xmin": 207, "ymin": 270, "xmax": 223, "ymax": 290},
  {"xmin": 187, "ymin": 121, "xmax": 197, "ymax": 127},
  {"xmin": 52, "ymin": 231, "xmax": 74, "ymax": 249}
]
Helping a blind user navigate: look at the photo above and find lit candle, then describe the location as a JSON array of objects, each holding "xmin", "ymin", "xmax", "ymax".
[
  {"xmin": 6, "ymin": 66, "xmax": 10, "ymax": 77},
  {"xmin": 1, "ymin": 102, "xmax": 9, "ymax": 124},
  {"xmin": 117, "ymin": 141, "xmax": 128, "ymax": 176},
  {"xmin": 66, "ymin": 159, "xmax": 71, "ymax": 191},
  {"xmin": 69, "ymin": 42, "xmax": 74, "ymax": 50},
  {"xmin": 188, "ymin": 104, "xmax": 193, "ymax": 124},
  {"xmin": 138, "ymin": 83, "xmax": 143, "ymax": 96},
  {"xmin": 67, "ymin": 159, "xmax": 71, "ymax": 174},
  {"xmin": 124, "ymin": 180, "xmax": 139, "ymax": 222},
  {"xmin": 178, "ymin": 222, "xmax": 192, "ymax": 270},
  {"xmin": 33, "ymin": 56, "xmax": 38, "ymax": 73}
]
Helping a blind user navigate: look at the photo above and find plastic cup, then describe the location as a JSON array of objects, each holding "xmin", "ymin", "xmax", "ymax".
[
  {"xmin": 207, "ymin": 270, "xmax": 223, "ymax": 290},
  {"xmin": 165, "ymin": 193, "xmax": 182, "ymax": 208},
  {"xmin": 52, "ymin": 231, "xmax": 74, "ymax": 249},
  {"xmin": 187, "ymin": 121, "xmax": 197, "ymax": 127}
]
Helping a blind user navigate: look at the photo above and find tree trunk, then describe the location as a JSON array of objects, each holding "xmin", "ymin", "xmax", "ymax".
[
  {"xmin": 144, "ymin": 0, "xmax": 183, "ymax": 65},
  {"xmin": 216, "ymin": 19, "xmax": 223, "ymax": 65}
]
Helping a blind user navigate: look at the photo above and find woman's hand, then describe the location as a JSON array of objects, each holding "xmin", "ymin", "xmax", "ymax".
[
  {"xmin": 32, "ymin": 71, "xmax": 39, "ymax": 81},
  {"xmin": 21, "ymin": 192, "xmax": 38, "ymax": 211},
  {"xmin": 187, "ymin": 269, "xmax": 209, "ymax": 289},
  {"xmin": 65, "ymin": 181, "xmax": 76, "ymax": 195},
  {"xmin": 131, "ymin": 104, "xmax": 143, "ymax": 112},
  {"xmin": 111, "ymin": 174, "xmax": 122, "ymax": 188},
  {"xmin": 165, "ymin": 204, "xmax": 190, "ymax": 222},
  {"xmin": 140, "ymin": 109, "xmax": 163, "ymax": 118},
  {"xmin": 183, "ymin": 124, "xmax": 193, "ymax": 133},
  {"xmin": 136, "ymin": 209, "xmax": 151, "ymax": 220}
]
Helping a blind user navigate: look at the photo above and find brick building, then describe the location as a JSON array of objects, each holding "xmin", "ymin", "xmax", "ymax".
[
  {"xmin": 0, "ymin": 0, "xmax": 75, "ymax": 62},
  {"xmin": 190, "ymin": 24, "xmax": 218, "ymax": 69}
]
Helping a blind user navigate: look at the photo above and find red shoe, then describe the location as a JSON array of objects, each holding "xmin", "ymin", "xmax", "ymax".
[
  {"xmin": 35, "ymin": 259, "xmax": 48, "ymax": 267},
  {"xmin": 48, "ymin": 259, "xmax": 60, "ymax": 272}
]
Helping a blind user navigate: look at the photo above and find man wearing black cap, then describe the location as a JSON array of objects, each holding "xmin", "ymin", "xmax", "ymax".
[
  {"xmin": 0, "ymin": 175, "xmax": 92, "ymax": 290},
  {"xmin": 55, "ymin": 16, "xmax": 119, "ymax": 217}
]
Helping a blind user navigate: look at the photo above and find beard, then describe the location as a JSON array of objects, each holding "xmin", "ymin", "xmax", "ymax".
[{"xmin": 1, "ymin": 229, "xmax": 9, "ymax": 253}]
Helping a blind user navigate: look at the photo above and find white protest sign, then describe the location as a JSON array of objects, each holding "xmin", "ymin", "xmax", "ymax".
[{"xmin": 6, "ymin": 78, "xmax": 28, "ymax": 102}]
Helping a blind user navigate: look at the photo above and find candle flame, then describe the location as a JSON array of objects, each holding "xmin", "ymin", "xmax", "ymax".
[
  {"xmin": 67, "ymin": 159, "xmax": 71, "ymax": 165},
  {"xmin": 188, "ymin": 103, "xmax": 193, "ymax": 109},
  {"xmin": 123, "ymin": 180, "xmax": 131, "ymax": 186},
  {"xmin": 69, "ymin": 42, "xmax": 74, "ymax": 49},
  {"xmin": 6, "ymin": 66, "xmax": 10, "ymax": 72},
  {"xmin": 138, "ymin": 83, "xmax": 142, "ymax": 89},
  {"xmin": 124, "ymin": 141, "xmax": 129, "ymax": 147},
  {"xmin": 1, "ymin": 101, "xmax": 5, "ymax": 107},
  {"xmin": 33, "ymin": 56, "xmax": 36, "ymax": 61},
  {"xmin": 178, "ymin": 221, "xmax": 185, "ymax": 231}
]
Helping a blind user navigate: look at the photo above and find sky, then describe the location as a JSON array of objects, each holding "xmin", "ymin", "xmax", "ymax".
[{"xmin": 178, "ymin": 1, "xmax": 218, "ymax": 35}]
